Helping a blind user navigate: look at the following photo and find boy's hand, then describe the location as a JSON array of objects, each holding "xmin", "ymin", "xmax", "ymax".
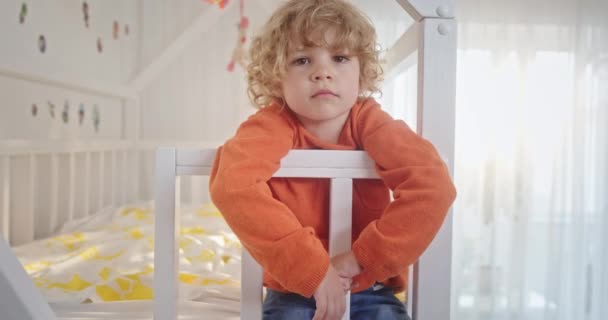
[
  {"xmin": 313, "ymin": 264, "xmax": 347, "ymax": 320},
  {"xmin": 331, "ymin": 251, "xmax": 362, "ymax": 289}
]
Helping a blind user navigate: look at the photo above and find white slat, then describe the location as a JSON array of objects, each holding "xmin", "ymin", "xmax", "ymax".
[
  {"xmin": 134, "ymin": 150, "xmax": 141, "ymax": 202},
  {"xmin": 67, "ymin": 153, "xmax": 75, "ymax": 222},
  {"xmin": 98, "ymin": 151, "xmax": 105, "ymax": 211},
  {"xmin": 153, "ymin": 148, "xmax": 180, "ymax": 320},
  {"xmin": 49, "ymin": 154, "xmax": 59, "ymax": 235},
  {"xmin": 241, "ymin": 250, "xmax": 263, "ymax": 320},
  {"xmin": 84, "ymin": 152, "xmax": 91, "ymax": 216},
  {"xmin": 330, "ymin": 178, "xmax": 353, "ymax": 320},
  {"xmin": 19, "ymin": 155, "xmax": 36, "ymax": 244},
  {"xmin": 1, "ymin": 156, "xmax": 9, "ymax": 243},
  {"xmin": 111, "ymin": 150, "xmax": 116, "ymax": 206},
  {"xmin": 122, "ymin": 150, "xmax": 128, "ymax": 204},
  {"xmin": 174, "ymin": 149, "xmax": 379, "ymax": 179}
]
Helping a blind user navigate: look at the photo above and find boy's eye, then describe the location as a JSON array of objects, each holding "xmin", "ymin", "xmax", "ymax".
[
  {"xmin": 292, "ymin": 57, "xmax": 310, "ymax": 65},
  {"xmin": 334, "ymin": 55, "xmax": 349, "ymax": 63}
]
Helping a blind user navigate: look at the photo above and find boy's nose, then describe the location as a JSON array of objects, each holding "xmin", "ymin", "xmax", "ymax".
[{"xmin": 312, "ymin": 71, "xmax": 332, "ymax": 81}]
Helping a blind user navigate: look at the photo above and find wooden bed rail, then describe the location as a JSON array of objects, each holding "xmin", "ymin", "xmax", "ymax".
[{"xmin": 154, "ymin": 148, "xmax": 425, "ymax": 320}]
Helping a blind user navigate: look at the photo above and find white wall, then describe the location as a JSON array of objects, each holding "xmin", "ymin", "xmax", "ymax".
[
  {"xmin": 138, "ymin": 1, "xmax": 272, "ymax": 142},
  {"xmin": 0, "ymin": 0, "xmax": 140, "ymax": 140}
]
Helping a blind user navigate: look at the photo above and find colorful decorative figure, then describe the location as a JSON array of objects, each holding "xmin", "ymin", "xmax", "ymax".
[
  {"xmin": 93, "ymin": 105, "xmax": 100, "ymax": 132},
  {"xmin": 38, "ymin": 35, "xmax": 46, "ymax": 53},
  {"xmin": 19, "ymin": 3, "xmax": 28, "ymax": 24},
  {"xmin": 113, "ymin": 21, "xmax": 119, "ymax": 39},
  {"xmin": 79, "ymin": 103, "xmax": 85, "ymax": 125},
  {"xmin": 227, "ymin": 1, "xmax": 249, "ymax": 72},
  {"xmin": 227, "ymin": 16, "xmax": 249, "ymax": 72},
  {"xmin": 62, "ymin": 100, "xmax": 70, "ymax": 123},
  {"xmin": 31, "ymin": 103, "xmax": 38, "ymax": 117},
  {"xmin": 205, "ymin": 0, "xmax": 229, "ymax": 9},
  {"xmin": 48, "ymin": 101, "xmax": 55, "ymax": 118},
  {"xmin": 97, "ymin": 37, "xmax": 103, "ymax": 53},
  {"xmin": 83, "ymin": 2, "xmax": 90, "ymax": 28}
]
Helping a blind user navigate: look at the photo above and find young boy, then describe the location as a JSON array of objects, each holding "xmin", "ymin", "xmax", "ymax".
[{"xmin": 209, "ymin": 0, "xmax": 457, "ymax": 319}]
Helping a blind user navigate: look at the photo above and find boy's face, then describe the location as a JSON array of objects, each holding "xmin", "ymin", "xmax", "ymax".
[{"xmin": 280, "ymin": 32, "xmax": 360, "ymax": 127}]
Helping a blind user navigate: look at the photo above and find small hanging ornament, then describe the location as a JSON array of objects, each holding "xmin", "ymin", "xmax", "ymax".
[
  {"xmin": 78, "ymin": 103, "xmax": 85, "ymax": 125},
  {"xmin": 62, "ymin": 100, "xmax": 70, "ymax": 123},
  {"xmin": 93, "ymin": 105, "xmax": 100, "ymax": 132},
  {"xmin": 19, "ymin": 3, "xmax": 28, "ymax": 24},
  {"xmin": 82, "ymin": 2, "xmax": 90, "ymax": 28},
  {"xmin": 97, "ymin": 37, "xmax": 103, "ymax": 53},
  {"xmin": 31, "ymin": 103, "xmax": 38, "ymax": 117},
  {"xmin": 48, "ymin": 101, "xmax": 55, "ymax": 118},
  {"xmin": 205, "ymin": 0, "xmax": 229, "ymax": 9},
  {"xmin": 113, "ymin": 21, "xmax": 119, "ymax": 39},
  {"xmin": 38, "ymin": 35, "xmax": 47, "ymax": 53}
]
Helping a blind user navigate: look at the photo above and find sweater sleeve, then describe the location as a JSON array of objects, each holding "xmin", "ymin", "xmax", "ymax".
[
  {"xmin": 209, "ymin": 109, "xmax": 329, "ymax": 298},
  {"xmin": 351, "ymin": 100, "xmax": 457, "ymax": 285}
]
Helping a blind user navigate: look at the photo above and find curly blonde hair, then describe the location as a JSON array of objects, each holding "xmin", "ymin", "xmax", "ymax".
[{"xmin": 247, "ymin": 0, "xmax": 383, "ymax": 108}]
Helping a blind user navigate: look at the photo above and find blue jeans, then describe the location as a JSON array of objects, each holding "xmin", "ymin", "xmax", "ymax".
[{"xmin": 262, "ymin": 284, "xmax": 411, "ymax": 320}]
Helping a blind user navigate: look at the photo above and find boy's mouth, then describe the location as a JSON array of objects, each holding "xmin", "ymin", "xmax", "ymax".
[{"xmin": 312, "ymin": 89, "xmax": 338, "ymax": 98}]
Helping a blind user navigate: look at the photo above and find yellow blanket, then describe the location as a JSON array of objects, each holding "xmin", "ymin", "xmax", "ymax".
[{"xmin": 13, "ymin": 203, "xmax": 241, "ymax": 303}]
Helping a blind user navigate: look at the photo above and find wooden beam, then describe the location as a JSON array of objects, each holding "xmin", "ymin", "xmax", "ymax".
[{"xmin": 394, "ymin": 0, "xmax": 455, "ymax": 21}]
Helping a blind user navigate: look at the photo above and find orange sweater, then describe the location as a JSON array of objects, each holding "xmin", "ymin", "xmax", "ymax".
[{"xmin": 209, "ymin": 98, "xmax": 456, "ymax": 298}]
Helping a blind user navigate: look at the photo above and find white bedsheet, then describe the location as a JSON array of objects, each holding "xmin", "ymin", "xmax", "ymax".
[{"xmin": 12, "ymin": 202, "xmax": 241, "ymax": 316}]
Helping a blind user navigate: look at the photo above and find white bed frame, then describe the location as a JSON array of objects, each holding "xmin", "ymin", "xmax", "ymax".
[{"xmin": 0, "ymin": 0, "xmax": 456, "ymax": 319}]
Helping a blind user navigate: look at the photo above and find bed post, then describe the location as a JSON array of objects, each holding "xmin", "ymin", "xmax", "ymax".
[
  {"xmin": 0, "ymin": 235, "xmax": 57, "ymax": 319},
  {"xmin": 398, "ymin": 1, "xmax": 458, "ymax": 320},
  {"xmin": 154, "ymin": 147, "xmax": 180, "ymax": 320}
]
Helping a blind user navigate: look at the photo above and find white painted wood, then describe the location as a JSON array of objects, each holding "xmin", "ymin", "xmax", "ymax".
[
  {"xmin": 1, "ymin": 157, "xmax": 9, "ymax": 243},
  {"xmin": 240, "ymin": 250, "xmax": 263, "ymax": 320},
  {"xmin": 174, "ymin": 149, "xmax": 379, "ymax": 178},
  {"xmin": 130, "ymin": 5, "xmax": 232, "ymax": 92},
  {"xmin": 395, "ymin": 0, "xmax": 454, "ymax": 21},
  {"xmin": 411, "ymin": 17, "xmax": 457, "ymax": 320},
  {"xmin": 84, "ymin": 152, "xmax": 91, "ymax": 217},
  {"xmin": 407, "ymin": 264, "xmax": 414, "ymax": 316},
  {"xmin": 111, "ymin": 150, "xmax": 116, "ymax": 206},
  {"xmin": 67, "ymin": 153, "xmax": 75, "ymax": 222},
  {"xmin": 98, "ymin": 151, "xmax": 105, "ymax": 211},
  {"xmin": 27, "ymin": 155, "xmax": 36, "ymax": 243},
  {"xmin": 0, "ymin": 235, "xmax": 57, "ymax": 320},
  {"xmin": 11, "ymin": 155, "xmax": 36, "ymax": 245},
  {"xmin": 49, "ymin": 154, "xmax": 59, "ymax": 235},
  {"xmin": 176, "ymin": 166, "xmax": 378, "ymax": 179},
  {"xmin": 122, "ymin": 150, "xmax": 128, "ymax": 205},
  {"xmin": 384, "ymin": 22, "xmax": 419, "ymax": 78},
  {"xmin": 0, "ymin": 140, "xmax": 133, "ymax": 156},
  {"xmin": 0, "ymin": 66, "xmax": 136, "ymax": 100},
  {"xmin": 153, "ymin": 148, "xmax": 180, "ymax": 320},
  {"xmin": 329, "ymin": 178, "xmax": 353, "ymax": 320},
  {"xmin": 134, "ymin": 150, "xmax": 141, "ymax": 203}
]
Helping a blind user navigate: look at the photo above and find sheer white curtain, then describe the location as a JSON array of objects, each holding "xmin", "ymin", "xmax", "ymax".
[{"xmin": 451, "ymin": 0, "xmax": 608, "ymax": 319}]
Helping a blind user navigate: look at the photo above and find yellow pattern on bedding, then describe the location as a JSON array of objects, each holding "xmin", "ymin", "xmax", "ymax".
[{"xmin": 13, "ymin": 203, "xmax": 241, "ymax": 303}]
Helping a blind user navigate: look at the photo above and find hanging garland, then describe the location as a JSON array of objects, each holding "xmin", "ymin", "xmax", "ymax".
[
  {"xmin": 205, "ymin": 0, "xmax": 229, "ymax": 9},
  {"xmin": 227, "ymin": 0, "xmax": 248, "ymax": 72}
]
